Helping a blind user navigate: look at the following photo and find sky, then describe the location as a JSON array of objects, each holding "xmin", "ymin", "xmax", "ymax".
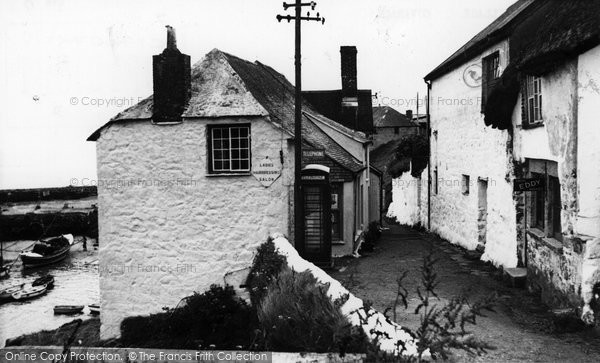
[{"xmin": 0, "ymin": 0, "xmax": 515, "ymax": 189}]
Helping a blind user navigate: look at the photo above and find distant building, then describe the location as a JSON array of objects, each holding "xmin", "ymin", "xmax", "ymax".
[
  {"xmin": 372, "ymin": 106, "xmax": 421, "ymax": 149},
  {"xmin": 88, "ymin": 30, "xmax": 379, "ymax": 338},
  {"xmin": 421, "ymin": 0, "xmax": 600, "ymax": 321}
]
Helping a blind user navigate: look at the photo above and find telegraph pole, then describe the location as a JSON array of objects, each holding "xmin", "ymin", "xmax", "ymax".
[{"xmin": 277, "ymin": 1, "xmax": 324, "ymax": 253}]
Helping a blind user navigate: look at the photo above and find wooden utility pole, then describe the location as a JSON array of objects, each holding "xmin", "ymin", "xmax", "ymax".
[{"xmin": 277, "ymin": 1, "xmax": 324, "ymax": 252}]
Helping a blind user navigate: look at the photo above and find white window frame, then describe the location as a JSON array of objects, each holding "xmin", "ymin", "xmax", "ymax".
[{"xmin": 209, "ymin": 124, "xmax": 251, "ymax": 174}]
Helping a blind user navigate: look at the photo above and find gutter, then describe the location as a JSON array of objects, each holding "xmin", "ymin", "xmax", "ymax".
[{"xmin": 425, "ymin": 79, "xmax": 432, "ymax": 230}]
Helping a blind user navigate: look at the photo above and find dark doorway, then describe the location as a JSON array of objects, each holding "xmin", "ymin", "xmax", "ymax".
[{"xmin": 477, "ymin": 178, "xmax": 488, "ymax": 252}]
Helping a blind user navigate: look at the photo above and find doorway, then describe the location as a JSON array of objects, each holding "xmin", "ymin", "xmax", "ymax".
[{"xmin": 477, "ymin": 178, "xmax": 488, "ymax": 252}]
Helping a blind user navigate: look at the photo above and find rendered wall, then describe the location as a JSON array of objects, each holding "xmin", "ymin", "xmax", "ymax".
[
  {"xmin": 428, "ymin": 40, "xmax": 518, "ymax": 268},
  {"xmin": 96, "ymin": 117, "xmax": 293, "ymax": 338}
]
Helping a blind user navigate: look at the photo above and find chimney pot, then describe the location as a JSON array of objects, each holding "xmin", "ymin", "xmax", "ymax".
[
  {"xmin": 166, "ymin": 25, "xmax": 177, "ymax": 50},
  {"xmin": 406, "ymin": 109, "xmax": 413, "ymax": 120},
  {"xmin": 153, "ymin": 26, "xmax": 191, "ymax": 123}
]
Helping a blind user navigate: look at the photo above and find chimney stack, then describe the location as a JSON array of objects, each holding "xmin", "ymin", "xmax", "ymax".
[
  {"xmin": 340, "ymin": 46, "xmax": 357, "ymax": 97},
  {"xmin": 152, "ymin": 26, "xmax": 191, "ymax": 123},
  {"xmin": 406, "ymin": 109, "xmax": 413, "ymax": 120}
]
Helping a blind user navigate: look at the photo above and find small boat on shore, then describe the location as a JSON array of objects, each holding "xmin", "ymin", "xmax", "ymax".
[
  {"xmin": 54, "ymin": 305, "xmax": 84, "ymax": 315},
  {"xmin": 12, "ymin": 284, "xmax": 47, "ymax": 301},
  {"xmin": 0, "ymin": 274, "xmax": 54, "ymax": 304},
  {"xmin": 88, "ymin": 304, "xmax": 100, "ymax": 315},
  {"xmin": 20, "ymin": 234, "xmax": 74, "ymax": 267}
]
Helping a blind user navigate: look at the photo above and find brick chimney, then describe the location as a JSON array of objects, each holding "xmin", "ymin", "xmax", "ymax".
[
  {"xmin": 406, "ymin": 109, "xmax": 413, "ymax": 120},
  {"xmin": 152, "ymin": 26, "xmax": 191, "ymax": 123},
  {"xmin": 340, "ymin": 46, "xmax": 357, "ymax": 97}
]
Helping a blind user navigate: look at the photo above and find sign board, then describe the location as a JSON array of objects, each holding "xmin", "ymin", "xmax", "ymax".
[
  {"xmin": 252, "ymin": 156, "xmax": 281, "ymax": 187},
  {"xmin": 301, "ymin": 175, "xmax": 326, "ymax": 181},
  {"xmin": 513, "ymin": 177, "xmax": 544, "ymax": 192},
  {"xmin": 303, "ymin": 150, "xmax": 325, "ymax": 158}
]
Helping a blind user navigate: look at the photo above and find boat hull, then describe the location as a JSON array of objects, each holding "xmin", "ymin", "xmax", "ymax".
[{"xmin": 54, "ymin": 305, "xmax": 84, "ymax": 315}]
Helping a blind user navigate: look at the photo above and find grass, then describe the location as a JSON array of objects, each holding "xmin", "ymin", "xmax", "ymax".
[{"xmin": 5, "ymin": 318, "xmax": 100, "ymax": 347}]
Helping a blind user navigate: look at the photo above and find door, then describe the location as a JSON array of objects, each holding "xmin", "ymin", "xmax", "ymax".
[
  {"xmin": 477, "ymin": 179, "xmax": 488, "ymax": 252},
  {"xmin": 303, "ymin": 185, "xmax": 332, "ymax": 266}
]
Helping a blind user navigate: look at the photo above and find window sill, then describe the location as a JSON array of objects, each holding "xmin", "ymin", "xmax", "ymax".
[
  {"xmin": 332, "ymin": 240, "xmax": 345, "ymax": 246},
  {"xmin": 521, "ymin": 122, "xmax": 544, "ymax": 130},
  {"xmin": 206, "ymin": 173, "xmax": 252, "ymax": 177},
  {"xmin": 527, "ymin": 228, "xmax": 563, "ymax": 253}
]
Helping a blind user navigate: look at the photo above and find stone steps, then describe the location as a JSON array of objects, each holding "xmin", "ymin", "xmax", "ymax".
[{"xmin": 504, "ymin": 267, "xmax": 527, "ymax": 288}]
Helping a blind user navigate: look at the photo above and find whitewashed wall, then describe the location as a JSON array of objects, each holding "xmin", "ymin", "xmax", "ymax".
[
  {"xmin": 576, "ymin": 44, "xmax": 600, "ymax": 239},
  {"xmin": 428, "ymin": 40, "xmax": 518, "ymax": 268},
  {"xmin": 96, "ymin": 117, "xmax": 294, "ymax": 338},
  {"xmin": 387, "ymin": 166, "xmax": 422, "ymax": 226}
]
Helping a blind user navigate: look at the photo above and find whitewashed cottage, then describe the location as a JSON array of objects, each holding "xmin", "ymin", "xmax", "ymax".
[
  {"xmin": 88, "ymin": 28, "xmax": 379, "ymax": 338},
  {"xmin": 413, "ymin": 0, "xmax": 600, "ymax": 323}
]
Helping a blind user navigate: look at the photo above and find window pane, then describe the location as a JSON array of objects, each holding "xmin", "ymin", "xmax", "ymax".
[
  {"xmin": 241, "ymin": 150, "xmax": 249, "ymax": 159},
  {"xmin": 232, "ymin": 150, "xmax": 240, "ymax": 159},
  {"xmin": 231, "ymin": 128, "xmax": 239, "ymax": 138},
  {"xmin": 231, "ymin": 139, "xmax": 239, "ymax": 149},
  {"xmin": 214, "ymin": 150, "xmax": 222, "ymax": 160},
  {"xmin": 240, "ymin": 138, "xmax": 248, "ymax": 149},
  {"xmin": 222, "ymin": 160, "xmax": 230, "ymax": 170},
  {"xmin": 240, "ymin": 160, "xmax": 249, "ymax": 170},
  {"xmin": 214, "ymin": 160, "xmax": 223, "ymax": 170},
  {"xmin": 240, "ymin": 127, "xmax": 248, "ymax": 137},
  {"xmin": 232, "ymin": 159, "xmax": 240, "ymax": 170},
  {"xmin": 213, "ymin": 128, "xmax": 222, "ymax": 139}
]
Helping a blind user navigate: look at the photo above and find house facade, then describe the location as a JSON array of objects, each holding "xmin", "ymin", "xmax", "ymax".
[
  {"xmin": 419, "ymin": 0, "xmax": 600, "ymax": 321},
  {"xmin": 372, "ymin": 107, "xmax": 421, "ymax": 149},
  {"xmin": 89, "ymin": 30, "xmax": 378, "ymax": 338}
]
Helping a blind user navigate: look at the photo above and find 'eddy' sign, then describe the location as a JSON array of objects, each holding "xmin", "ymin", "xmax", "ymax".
[{"xmin": 513, "ymin": 177, "xmax": 544, "ymax": 192}]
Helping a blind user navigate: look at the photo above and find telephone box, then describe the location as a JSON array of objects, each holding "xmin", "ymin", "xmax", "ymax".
[{"xmin": 300, "ymin": 164, "xmax": 332, "ymax": 267}]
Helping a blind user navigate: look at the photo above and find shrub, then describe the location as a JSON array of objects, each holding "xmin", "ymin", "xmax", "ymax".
[
  {"xmin": 387, "ymin": 134, "xmax": 429, "ymax": 179},
  {"xmin": 246, "ymin": 238, "xmax": 287, "ymax": 307},
  {"xmin": 121, "ymin": 285, "xmax": 258, "ymax": 349},
  {"xmin": 257, "ymin": 267, "xmax": 368, "ymax": 354}
]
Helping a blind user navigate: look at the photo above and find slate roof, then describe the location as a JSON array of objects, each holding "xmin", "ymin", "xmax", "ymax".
[
  {"xmin": 88, "ymin": 49, "xmax": 364, "ymax": 173},
  {"xmin": 425, "ymin": 0, "xmax": 536, "ymax": 81},
  {"xmin": 372, "ymin": 106, "xmax": 418, "ymax": 128}
]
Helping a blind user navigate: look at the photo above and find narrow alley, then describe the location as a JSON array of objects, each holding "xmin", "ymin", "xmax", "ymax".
[{"xmin": 331, "ymin": 224, "xmax": 600, "ymax": 362}]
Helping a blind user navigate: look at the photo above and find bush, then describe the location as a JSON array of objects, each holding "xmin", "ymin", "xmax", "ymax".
[
  {"xmin": 121, "ymin": 285, "xmax": 258, "ymax": 349},
  {"xmin": 257, "ymin": 267, "xmax": 368, "ymax": 354},
  {"xmin": 246, "ymin": 238, "xmax": 287, "ymax": 307}
]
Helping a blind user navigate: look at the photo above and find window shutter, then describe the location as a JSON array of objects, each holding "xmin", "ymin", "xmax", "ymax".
[
  {"xmin": 481, "ymin": 60, "xmax": 489, "ymax": 113},
  {"xmin": 520, "ymin": 78, "xmax": 528, "ymax": 126}
]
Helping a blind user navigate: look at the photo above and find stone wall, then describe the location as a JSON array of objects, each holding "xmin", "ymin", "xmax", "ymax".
[
  {"xmin": 428, "ymin": 40, "xmax": 518, "ymax": 268},
  {"xmin": 96, "ymin": 117, "xmax": 294, "ymax": 339}
]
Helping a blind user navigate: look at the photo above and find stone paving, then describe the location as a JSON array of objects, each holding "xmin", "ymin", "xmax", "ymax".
[{"xmin": 330, "ymin": 224, "xmax": 600, "ymax": 362}]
